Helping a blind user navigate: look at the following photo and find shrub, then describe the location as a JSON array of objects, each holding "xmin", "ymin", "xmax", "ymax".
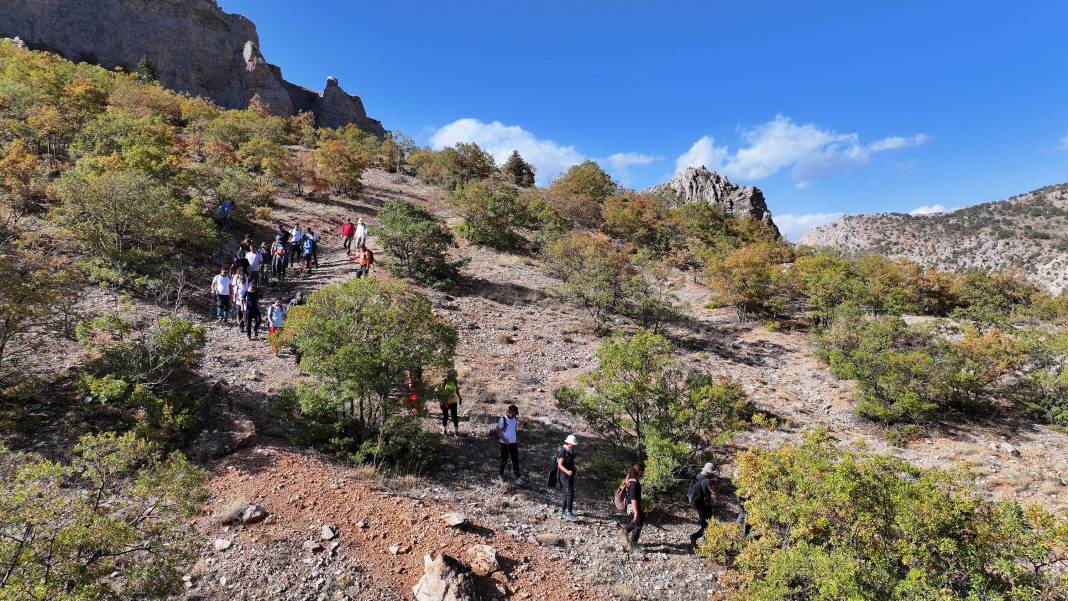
[
  {"xmin": 0, "ymin": 432, "xmax": 205, "ymax": 599},
  {"xmin": 440, "ymin": 142, "xmax": 497, "ymax": 185},
  {"xmin": 601, "ymin": 191, "xmax": 666, "ymax": 249},
  {"xmin": 705, "ymin": 429, "xmax": 1068, "ymax": 600},
  {"xmin": 0, "ymin": 253, "xmax": 71, "ymax": 381},
  {"xmin": 549, "ymin": 160, "xmax": 616, "ymax": 205},
  {"xmin": 500, "ymin": 149, "xmax": 536, "ymax": 187},
  {"xmin": 543, "ymin": 232, "xmax": 630, "ymax": 330},
  {"xmin": 555, "ymin": 330, "xmax": 751, "ymax": 494},
  {"xmin": 77, "ymin": 316, "xmax": 207, "ymax": 446},
  {"xmin": 705, "ymin": 241, "xmax": 795, "ymax": 321},
  {"xmin": 376, "ymin": 199, "xmax": 463, "ymax": 286},
  {"xmin": 449, "ymin": 178, "xmax": 527, "ymax": 250},
  {"xmin": 315, "ymin": 138, "xmax": 369, "ymax": 197}
]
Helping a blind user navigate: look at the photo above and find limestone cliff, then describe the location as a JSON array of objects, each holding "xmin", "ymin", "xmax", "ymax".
[
  {"xmin": 650, "ymin": 166, "xmax": 779, "ymax": 235},
  {"xmin": 0, "ymin": 0, "xmax": 384, "ymax": 136}
]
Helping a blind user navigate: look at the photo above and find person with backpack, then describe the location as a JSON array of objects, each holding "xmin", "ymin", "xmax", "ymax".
[
  {"xmin": 210, "ymin": 266, "xmax": 232, "ymax": 324},
  {"xmin": 354, "ymin": 247, "xmax": 375, "ymax": 278},
  {"xmin": 440, "ymin": 369, "xmax": 461, "ymax": 436},
  {"xmin": 615, "ymin": 463, "xmax": 645, "ymax": 550},
  {"xmin": 267, "ymin": 297, "xmax": 287, "ymax": 334},
  {"xmin": 341, "ymin": 217, "xmax": 356, "ymax": 255},
  {"xmin": 688, "ymin": 462, "xmax": 718, "ymax": 550},
  {"xmin": 216, "ymin": 200, "xmax": 234, "ymax": 231},
  {"xmin": 556, "ymin": 435, "xmax": 578, "ymax": 521},
  {"xmin": 497, "ymin": 405, "xmax": 520, "ymax": 482},
  {"xmin": 241, "ymin": 281, "xmax": 262, "ymax": 340},
  {"xmin": 271, "ymin": 235, "xmax": 288, "ymax": 281}
]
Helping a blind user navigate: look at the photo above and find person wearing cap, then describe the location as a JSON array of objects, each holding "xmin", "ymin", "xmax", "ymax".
[
  {"xmin": 688, "ymin": 462, "xmax": 718, "ymax": 549},
  {"xmin": 354, "ymin": 217, "xmax": 368, "ymax": 250},
  {"xmin": 341, "ymin": 217, "xmax": 356, "ymax": 255},
  {"xmin": 270, "ymin": 234, "xmax": 288, "ymax": 281},
  {"xmin": 497, "ymin": 405, "xmax": 520, "ymax": 482},
  {"xmin": 556, "ymin": 435, "xmax": 578, "ymax": 521}
]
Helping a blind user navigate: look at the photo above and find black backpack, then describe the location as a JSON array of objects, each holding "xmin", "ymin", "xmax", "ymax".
[
  {"xmin": 688, "ymin": 475, "xmax": 709, "ymax": 507},
  {"xmin": 546, "ymin": 446, "xmax": 562, "ymax": 488}
]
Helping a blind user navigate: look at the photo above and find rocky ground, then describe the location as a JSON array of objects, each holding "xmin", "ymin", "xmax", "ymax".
[{"xmin": 12, "ymin": 170, "xmax": 1065, "ymax": 600}]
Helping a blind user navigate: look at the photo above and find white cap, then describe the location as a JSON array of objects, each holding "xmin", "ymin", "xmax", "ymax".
[
  {"xmin": 702, "ymin": 462, "xmax": 715, "ymax": 475},
  {"xmin": 564, "ymin": 435, "xmax": 578, "ymax": 446}
]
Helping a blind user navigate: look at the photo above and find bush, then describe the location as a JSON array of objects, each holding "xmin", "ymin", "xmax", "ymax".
[
  {"xmin": 279, "ymin": 279, "xmax": 457, "ymax": 471},
  {"xmin": 0, "ymin": 432, "xmax": 205, "ymax": 600},
  {"xmin": 705, "ymin": 241, "xmax": 795, "ymax": 320},
  {"xmin": 704, "ymin": 429, "xmax": 1068, "ymax": 600},
  {"xmin": 555, "ymin": 330, "xmax": 751, "ymax": 494},
  {"xmin": 449, "ymin": 178, "xmax": 527, "ymax": 250},
  {"xmin": 0, "ymin": 252, "xmax": 71, "ymax": 381},
  {"xmin": 315, "ymin": 137, "xmax": 369, "ymax": 197},
  {"xmin": 543, "ymin": 232, "xmax": 630, "ymax": 330},
  {"xmin": 376, "ymin": 199, "xmax": 463, "ymax": 286},
  {"xmin": 77, "ymin": 316, "xmax": 207, "ymax": 446}
]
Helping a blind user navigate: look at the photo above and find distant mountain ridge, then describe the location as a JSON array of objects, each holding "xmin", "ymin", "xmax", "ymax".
[
  {"xmin": 0, "ymin": 0, "xmax": 384, "ymax": 135},
  {"xmin": 800, "ymin": 183, "xmax": 1068, "ymax": 294}
]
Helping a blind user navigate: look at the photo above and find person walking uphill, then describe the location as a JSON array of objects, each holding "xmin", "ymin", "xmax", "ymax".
[
  {"xmin": 210, "ymin": 267, "xmax": 232, "ymax": 324},
  {"xmin": 354, "ymin": 217, "xmax": 368, "ymax": 250},
  {"xmin": 341, "ymin": 217, "xmax": 356, "ymax": 255},
  {"xmin": 497, "ymin": 405, "xmax": 520, "ymax": 482},
  {"xmin": 271, "ymin": 235, "xmax": 288, "ymax": 282},
  {"xmin": 688, "ymin": 463, "xmax": 718, "ymax": 550},
  {"xmin": 440, "ymin": 369, "xmax": 461, "ymax": 436},
  {"xmin": 241, "ymin": 281, "xmax": 262, "ymax": 339},
  {"xmin": 616, "ymin": 463, "xmax": 645, "ymax": 550},
  {"xmin": 556, "ymin": 435, "xmax": 578, "ymax": 521}
]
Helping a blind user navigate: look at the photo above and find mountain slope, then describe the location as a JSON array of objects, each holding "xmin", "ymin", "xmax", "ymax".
[{"xmin": 799, "ymin": 183, "xmax": 1068, "ymax": 293}]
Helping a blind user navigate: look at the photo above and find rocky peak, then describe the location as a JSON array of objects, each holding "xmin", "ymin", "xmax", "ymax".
[
  {"xmin": 651, "ymin": 166, "xmax": 779, "ymax": 234},
  {"xmin": 0, "ymin": 0, "xmax": 383, "ymax": 136}
]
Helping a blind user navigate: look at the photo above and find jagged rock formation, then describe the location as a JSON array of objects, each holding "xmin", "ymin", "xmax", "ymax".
[
  {"xmin": 0, "ymin": 0, "xmax": 384, "ymax": 136},
  {"xmin": 650, "ymin": 166, "xmax": 779, "ymax": 235},
  {"xmin": 800, "ymin": 183, "xmax": 1068, "ymax": 294}
]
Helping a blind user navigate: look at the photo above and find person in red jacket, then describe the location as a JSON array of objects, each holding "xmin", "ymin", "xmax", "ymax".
[{"xmin": 341, "ymin": 217, "xmax": 356, "ymax": 256}]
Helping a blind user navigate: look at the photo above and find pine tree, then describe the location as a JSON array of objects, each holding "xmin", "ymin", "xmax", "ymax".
[
  {"xmin": 137, "ymin": 55, "xmax": 158, "ymax": 83},
  {"xmin": 501, "ymin": 149, "xmax": 536, "ymax": 187}
]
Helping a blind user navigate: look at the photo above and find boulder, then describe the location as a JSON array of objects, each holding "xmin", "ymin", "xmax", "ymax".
[
  {"xmin": 212, "ymin": 538, "xmax": 232, "ymax": 552},
  {"xmin": 411, "ymin": 552, "xmax": 479, "ymax": 601},
  {"xmin": 193, "ymin": 419, "xmax": 257, "ymax": 459},
  {"xmin": 240, "ymin": 505, "xmax": 268, "ymax": 525},
  {"xmin": 465, "ymin": 544, "xmax": 499, "ymax": 577},
  {"xmin": 320, "ymin": 524, "xmax": 338, "ymax": 541},
  {"xmin": 443, "ymin": 512, "xmax": 470, "ymax": 528}
]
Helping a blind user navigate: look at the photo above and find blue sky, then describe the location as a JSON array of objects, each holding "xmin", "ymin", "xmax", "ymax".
[{"xmin": 220, "ymin": 0, "xmax": 1068, "ymax": 239}]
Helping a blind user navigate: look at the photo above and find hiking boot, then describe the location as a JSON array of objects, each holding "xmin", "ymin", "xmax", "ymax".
[{"xmin": 562, "ymin": 512, "xmax": 577, "ymax": 522}]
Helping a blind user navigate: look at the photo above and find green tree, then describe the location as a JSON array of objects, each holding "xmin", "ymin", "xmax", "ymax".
[
  {"xmin": 449, "ymin": 179, "xmax": 527, "ymax": 250},
  {"xmin": 136, "ymin": 55, "xmax": 159, "ymax": 82},
  {"xmin": 550, "ymin": 160, "xmax": 616, "ymax": 204},
  {"xmin": 0, "ymin": 432, "xmax": 205, "ymax": 600},
  {"xmin": 377, "ymin": 199, "xmax": 463, "ymax": 286},
  {"xmin": 0, "ymin": 253, "xmax": 70, "ymax": 381},
  {"xmin": 555, "ymin": 331, "xmax": 751, "ymax": 493},
  {"xmin": 315, "ymin": 138, "xmax": 369, "ymax": 197},
  {"xmin": 705, "ymin": 241, "xmax": 795, "ymax": 321},
  {"xmin": 500, "ymin": 150, "xmax": 536, "ymax": 187},
  {"xmin": 440, "ymin": 142, "xmax": 496, "ymax": 186},
  {"xmin": 542, "ymin": 232, "xmax": 631, "ymax": 331},
  {"xmin": 700, "ymin": 429, "xmax": 1068, "ymax": 601}
]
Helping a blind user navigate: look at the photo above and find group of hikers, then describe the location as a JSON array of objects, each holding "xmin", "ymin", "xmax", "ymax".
[{"xmin": 208, "ymin": 216, "xmax": 375, "ymax": 338}]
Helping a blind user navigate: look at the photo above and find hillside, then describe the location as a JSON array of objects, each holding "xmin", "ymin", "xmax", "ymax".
[{"xmin": 800, "ymin": 183, "xmax": 1068, "ymax": 293}]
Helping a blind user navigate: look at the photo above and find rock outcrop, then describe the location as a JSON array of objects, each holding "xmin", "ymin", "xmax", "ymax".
[
  {"xmin": 411, "ymin": 552, "xmax": 478, "ymax": 601},
  {"xmin": 650, "ymin": 166, "xmax": 779, "ymax": 235},
  {"xmin": 0, "ymin": 0, "xmax": 384, "ymax": 136},
  {"xmin": 800, "ymin": 183, "xmax": 1068, "ymax": 294}
]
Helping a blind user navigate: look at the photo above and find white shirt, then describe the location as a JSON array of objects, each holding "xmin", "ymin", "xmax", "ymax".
[
  {"xmin": 211, "ymin": 275, "xmax": 231, "ymax": 296},
  {"xmin": 233, "ymin": 276, "xmax": 248, "ymax": 299},
  {"xmin": 291, "ymin": 229, "xmax": 304, "ymax": 243},
  {"xmin": 355, "ymin": 223, "xmax": 368, "ymax": 238},
  {"xmin": 498, "ymin": 416, "xmax": 517, "ymax": 444},
  {"xmin": 310, "ymin": 231, "xmax": 321, "ymax": 241},
  {"xmin": 246, "ymin": 251, "xmax": 261, "ymax": 272}
]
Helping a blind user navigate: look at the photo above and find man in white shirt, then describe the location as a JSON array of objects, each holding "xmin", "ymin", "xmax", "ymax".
[
  {"xmin": 290, "ymin": 224, "xmax": 304, "ymax": 266},
  {"xmin": 210, "ymin": 267, "xmax": 232, "ymax": 324},
  {"xmin": 497, "ymin": 404, "xmax": 521, "ymax": 483},
  {"xmin": 245, "ymin": 246, "xmax": 262, "ymax": 283},
  {"xmin": 354, "ymin": 218, "xmax": 368, "ymax": 250}
]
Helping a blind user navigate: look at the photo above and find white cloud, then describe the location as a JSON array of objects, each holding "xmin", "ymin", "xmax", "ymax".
[
  {"xmin": 428, "ymin": 118, "xmax": 660, "ymax": 185},
  {"xmin": 774, "ymin": 212, "xmax": 845, "ymax": 242},
  {"xmin": 675, "ymin": 136, "xmax": 728, "ymax": 173},
  {"xmin": 676, "ymin": 115, "xmax": 929, "ymax": 188},
  {"xmin": 909, "ymin": 204, "xmax": 947, "ymax": 216}
]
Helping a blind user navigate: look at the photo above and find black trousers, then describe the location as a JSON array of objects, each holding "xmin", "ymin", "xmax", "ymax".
[
  {"xmin": 691, "ymin": 505, "xmax": 714, "ymax": 545},
  {"xmin": 559, "ymin": 473, "xmax": 575, "ymax": 513},
  {"xmin": 441, "ymin": 402, "xmax": 458, "ymax": 429},
  {"xmin": 499, "ymin": 442, "xmax": 519, "ymax": 477},
  {"xmin": 343, "ymin": 235, "xmax": 353, "ymax": 252},
  {"xmin": 621, "ymin": 516, "xmax": 644, "ymax": 546},
  {"xmin": 244, "ymin": 310, "xmax": 261, "ymax": 338}
]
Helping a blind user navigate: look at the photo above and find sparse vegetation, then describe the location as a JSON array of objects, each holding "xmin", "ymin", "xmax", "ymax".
[{"xmin": 376, "ymin": 199, "xmax": 463, "ymax": 287}]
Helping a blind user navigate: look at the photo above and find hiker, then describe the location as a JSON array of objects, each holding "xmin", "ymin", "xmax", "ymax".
[
  {"xmin": 403, "ymin": 369, "xmax": 422, "ymax": 416},
  {"xmin": 246, "ymin": 243, "xmax": 263, "ymax": 284},
  {"xmin": 267, "ymin": 297, "xmax": 287, "ymax": 334},
  {"xmin": 497, "ymin": 405, "xmax": 520, "ymax": 482},
  {"xmin": 616, "ymin": 463, "xmax": 645, "ymax": 550},
  {"xmin": 440, "ymin": 369, "xmax": 461, "ymax": 436},
  {"xmin": 556, "ymin": 435, "xmax": 578, "ymax": 521},
  {"xmin": 239, "ymin": 234, "xmax": 253, "ymax": 255},
  {"xmin": 241, "ymin": 281, "xmax": 262, "ymax": 339},
  {"xmin": 341, "ymin": 217, "xmax": 356, "ymax": 255},
  {"xmin": 216, "ymin": 200, "xmax": 234, "ymax": 231},
  {"xmin": 290, "ymin": 223, "xmax": 304, "ymax": 266},
  {"xmin": 688, "ymin": 463, "xmax": 718, "ymax": 549},
  {"xmin": 308, "ymin": 228, "xmax": 320, "ymax": 267},
  {"xmin": 354, "ymin": 217, "xmax": 368, "ymax": 250},
  {"xmin": 231, "ymin": 270, "xmax": 249, "ymax": 328},
  {"xmin": 271, "ymin": 235, "xmax": 288, "ymax": 281},
  {"xmin": 210, "ymin": 266, "xmax": 232, "ymax": 324},
  {"xmin": 354, "ymin": 247, "xmax": 374, "ymax": 278},
  {"xmin": 301, "ymin": 234, "xmax": 315, "ymax": 272}
]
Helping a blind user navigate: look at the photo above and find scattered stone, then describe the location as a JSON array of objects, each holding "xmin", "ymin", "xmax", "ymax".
[
  {"xmin": 443, "ymin": 512, "xmax": 469, "ymax": 528},
  {"xmin": 412, "ymin": 552, "xmax": 478, "ymax": 601},
  {"xmin": 212, "ymin": 538, "xmax": 232, "ymax": 552},
  {"xmin": 389, "ymin": 544, "xmax": 410, "ymax": 555},
  {"xmin": 303, "ymin": 539, "xmax": 324, "ymax": 553},
  {"xmin": 321, "ymin": 524, "xmax": 338, "ymax": 541},
  {"xmin": 240, "ymin": 505, "xmax": 268, "ymax": 525},
  {"xmin": 466, "ymin": 544, "xmax": 499, "ymax": 577},
  {"xmin": 533, "ymin": 533, "xmax": 566, "ymax": 547},
  {"xmin": 1001, "ymin": 442, "xmax": 1021, "ymax": 457},
  {"xmin": 356, "ymin": 520, "xmax": 368, "ymax": 529}
]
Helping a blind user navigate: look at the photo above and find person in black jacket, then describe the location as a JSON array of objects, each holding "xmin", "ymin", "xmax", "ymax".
[
  {"xmin": 689, "ymin": 462, "xmax": 717, "ymax": 549},
  {"xmin": 618, "ymin": 463, "xmax": 645, "ymax": 550},
  {"xmin": 556, "ymin": 435, "xmax": 578, "ymax": 521}
]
